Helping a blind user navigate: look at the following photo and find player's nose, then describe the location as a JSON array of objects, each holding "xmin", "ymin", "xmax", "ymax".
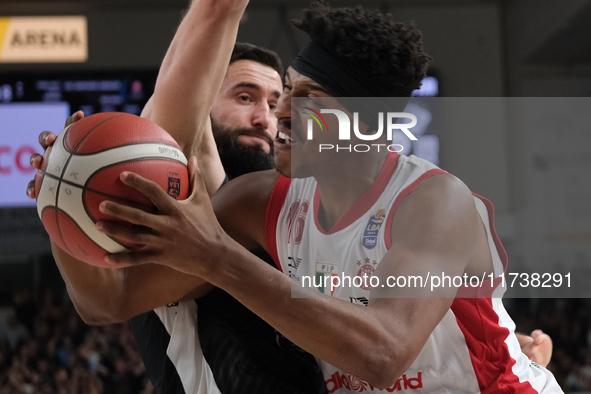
[{"xmin": 251, "ymin": 102, "xmax": 275, "ymax": 134}]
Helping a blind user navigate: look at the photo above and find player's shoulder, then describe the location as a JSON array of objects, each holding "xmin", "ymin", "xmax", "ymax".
[
  {"xmin": 217, "ymin": 169, "xmax": 281, "ymax": 203},
  {"xmin": 397, "ymin": 172, "xmax": 475, "ymax": 220},
  {"xmin": 212, "ymin": 170, "xmax": 282, "ymax": 249},
  {"xmin": 415, "ymin": 172, "xmax": 470, "ymax": 198}
]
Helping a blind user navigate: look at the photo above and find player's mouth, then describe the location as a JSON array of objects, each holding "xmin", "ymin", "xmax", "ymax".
[
  {"xmin": 276, "ymin": 131, "xmax": 293, "ymax": 145},
  {"xmin": 274, "ymin": 120, "xmax": 295, "ymax": 149},
  {"xmin": 237, "ymin": 133, "xmax": 272, "ymax": 152}
]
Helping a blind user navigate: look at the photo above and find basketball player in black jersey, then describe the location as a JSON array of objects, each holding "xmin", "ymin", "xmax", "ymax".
[{"xmin": 130, "ymin": 42, "xmax": 327, "ymax": 393}]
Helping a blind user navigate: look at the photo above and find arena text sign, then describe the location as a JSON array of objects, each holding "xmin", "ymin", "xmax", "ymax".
[{"xmin": 0, "ymin": 16, "xmax": 87, "ymax": 63}]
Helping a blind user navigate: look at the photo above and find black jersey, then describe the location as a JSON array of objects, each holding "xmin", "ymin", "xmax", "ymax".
[{"xmin": 130, "ymin": 248, "xmax": 327, "ymax": 394}]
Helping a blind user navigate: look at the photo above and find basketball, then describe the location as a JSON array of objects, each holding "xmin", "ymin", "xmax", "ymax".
[{"xmin": 34, "ymin": 112, "xmax": 190, "ymax": 268}]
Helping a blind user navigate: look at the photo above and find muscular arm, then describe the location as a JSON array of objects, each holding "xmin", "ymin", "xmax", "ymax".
[
  {"xmin": 207, "ymin": 175, "xmax": 479, "ymax": 387},
  {"xmin": 99, "ymin": 171, "xmax": 483, "ymax": 387},
  {"xmin": 48, "ymin": 0, "xmax": 248, "ymax": 324},
  {"xmin": 145, "ymin": 0, "xmax": 246, "ymax": 194}
]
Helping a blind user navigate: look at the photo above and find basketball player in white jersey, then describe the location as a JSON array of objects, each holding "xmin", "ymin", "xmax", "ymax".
[
  {"xmin": 28, "ymin": 0, "xmax": 558, "ymax": 392},
  {"xmin": 82, "ymin": 2, "xmax": 563, "ymax": 392}
]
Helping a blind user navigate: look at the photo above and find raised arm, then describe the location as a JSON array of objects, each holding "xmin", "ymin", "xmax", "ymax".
[{"xmin": 145, "ymin": 0, "xmax": 249, "ymax": 194}]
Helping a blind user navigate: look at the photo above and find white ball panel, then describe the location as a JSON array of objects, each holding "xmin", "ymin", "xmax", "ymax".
[
  {"xmin": 36, "ymin": 172, "xmax": 60, "ymax": 218},
  {"xmin": 55, "ymin": 182, "xmax": 127, "ymax": 254},
  {"xmin": 42, "ymin": 125, "xmax": 74, "ymax": 178},
  {"xmin": 36, "ymin": 126, "xmax": 72, "ymax": 217},
  {"xmin": 63, "ymin": 143, "xmax": 187, "ymax": 187}
]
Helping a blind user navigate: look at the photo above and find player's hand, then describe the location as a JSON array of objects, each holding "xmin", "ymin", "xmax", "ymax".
[
  {"xmin": 95, "ymin": 156, "xmax": 229, "ymax": 277},
  {"xmin": 26, "ymin": 111, "xmax": 85, "ymax": 199},
  {"xmin": 517, "ymin": 329, "xmax": 553, "ymax": 367}
]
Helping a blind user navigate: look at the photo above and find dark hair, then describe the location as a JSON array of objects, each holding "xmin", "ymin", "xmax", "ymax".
[
  {"xmin": 292, "ymin": 1, "xmax": 431, "ymax": 90},
  {"xmin": 230, "ymin": 42, "xmax": 284, "ymax": 77}
]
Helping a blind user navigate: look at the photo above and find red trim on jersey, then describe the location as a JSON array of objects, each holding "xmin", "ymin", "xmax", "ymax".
[
  {"xmin": 383, "ymin": 168, "xmax": 449, "ymax": 249},
  {"xmin": 264, "ymin": 175, "xmax": 292, "ymax": 272},
  {"xmin": 451, "ymin": 298, "xmax": 538, "ymax": 392},
  {"xmin": 456, "ymin": 193, "xmax": 509, "ymax": 298},
  {"xmin": 472, "ymin": 193, "xmax": 508, "ymax": 272},
  {"xmin": 313, "ymin": 152, "xmax": 400, "ymax": 234}
]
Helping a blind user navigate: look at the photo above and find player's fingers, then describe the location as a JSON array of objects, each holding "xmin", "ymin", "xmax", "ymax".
[
  {"xmin": 30, "ymin": 153, "xmax": 43, "ymax": 169},
  {"xmin": 533, "ymin": 332, "xmax": 551, "ymax": 346},
  {"xmin": 38, "ymin": 131, "xmax": 57, "ymax": 150},
  {"xmin": 530, "ymin": 329, "xmax": 543, "ymax": 339},
  {"xmin": 518, "ymin": 335, "xmax": 534, "ymax": 347},
  {"xmin": 95, "ymin": 220, "xmax": 156, "ymax": 245},
  {"xmin": 119, "ymin": 172, "xmax": 173, "ymax": 212},
  {"xmin": 65, "ymin": 110, "xmax": 84, "ymax": 127},
  {"xmin": 98, "ymin": 201, "xmax": 160, "ymax": 229},
  {"xmin": 26, "ymin": 180, "xmax": 36, "ymax": 199},
  {"xmin": 104, "ymin": 249, "xmax": 155, "ymax": 267}
]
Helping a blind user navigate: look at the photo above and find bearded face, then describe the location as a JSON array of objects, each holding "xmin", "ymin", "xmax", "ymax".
[{"xmin": 211, "ymin": 117, "xmax": 275, "ymax": 179}]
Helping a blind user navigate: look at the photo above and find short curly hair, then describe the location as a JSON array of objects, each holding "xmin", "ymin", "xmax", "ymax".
[{"xmin": 292, "ymin": 1, "xmax": 431, "ymax": 91}]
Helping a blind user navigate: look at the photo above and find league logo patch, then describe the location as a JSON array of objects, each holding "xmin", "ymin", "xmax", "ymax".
[
  {"xmin": 315, "ymin": 262, "xmax": 340, "ymax": 296},
  {"xmin": 167, "ymin": 171, "xmax": 181, "ymax": 199},
  {"xmin": 362, "ymin": 209, "xmax": 386, "ymax": 249},
  {"xmin": 357, "ymin": 258, "xmax": 378, "ymax": 291}
]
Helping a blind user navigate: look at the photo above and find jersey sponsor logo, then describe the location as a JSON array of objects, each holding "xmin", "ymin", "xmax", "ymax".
[
  {"xmin": 315, "ymin": 262, "xmax": 340, "ymax": 295},
  {"xmin": 326, "ymin": 371, "xmax": 423, "ymax": 393},
  {"xmin": 288, "ymin": 200, "xmax": 310, "ymax": 245},
  {"xmin": 362, "ymin": 209, "xmax": 386, "ymax": 249},
  {"xmin": 356, "ymin": 258, "xmax": 378, "ymax": 291}
]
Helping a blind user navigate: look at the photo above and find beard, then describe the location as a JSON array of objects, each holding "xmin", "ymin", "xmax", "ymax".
[{"xmin": 211, "ymin": 118, "xmax": 276, "ymax": 180}]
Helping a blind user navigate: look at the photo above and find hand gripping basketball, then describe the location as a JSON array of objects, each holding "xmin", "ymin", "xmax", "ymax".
[
  {"xmin": 34, "ymin": 112, "xmax": 190, "ymax": 267},
  {"xmin": 95, "ymin": 155, "xmax": 229, "ymax": 279}
]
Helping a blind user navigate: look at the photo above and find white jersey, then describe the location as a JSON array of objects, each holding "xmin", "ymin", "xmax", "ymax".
[
  {"xmin": 265, "ymin": 153, "xmax": 562, "ymax": 393},
  {"xmin": 132, "ymin": 301, "xmax": 222, "ymax": 394}
]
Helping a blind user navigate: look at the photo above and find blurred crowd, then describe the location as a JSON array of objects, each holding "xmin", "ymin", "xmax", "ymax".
[
  {"xmin": 0, "ymin": 289, "xmax": 155, "ymax": 394},
  {"xmin": 1, "ymin": 288, "xmax": 590, "ymax": 393},
  {"xmin": 507, "ymin": 298, "xmax": 591, "ymax": 392}
]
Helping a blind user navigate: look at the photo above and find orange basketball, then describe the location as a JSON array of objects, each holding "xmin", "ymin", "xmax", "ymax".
[{"xmin": 34, "ymin": 112, "xmax": 189, "ymax": 267}]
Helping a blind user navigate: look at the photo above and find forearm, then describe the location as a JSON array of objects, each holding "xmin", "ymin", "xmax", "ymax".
[
  {"xmin": 52, "ymin": 242, "xmax": 126, "ymax": 324},
  {"xmin": 52, "ymin": 242, "xmax": 210, "ymax": 324},
  {"xmin": 150, "ymin": 0, "xmax": 248, "ymax": 154},
  {"xmin": 200, "ymin": 240, "xmax": 413, "ymax": 387},
  {"xmin": 194, "ymin": 118, "xmax": 226, "ymax": 196}
]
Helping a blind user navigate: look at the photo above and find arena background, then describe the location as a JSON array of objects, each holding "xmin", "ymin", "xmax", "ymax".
[{"xmin": 1, "ymin": 0, "xmax": 590, "ymax": 392}]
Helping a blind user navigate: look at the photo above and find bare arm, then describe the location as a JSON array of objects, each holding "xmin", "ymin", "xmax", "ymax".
[
  {"xmin": 52, "ymin": 243, "xmax": 212, "ymax": 324},
  {"xmin": 97, "ymin": 171, "xmax": 483, "ymax": 387},
  {"xmin": 142, "ymin": 0, "xmax": 248, "ymax": 194}
]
